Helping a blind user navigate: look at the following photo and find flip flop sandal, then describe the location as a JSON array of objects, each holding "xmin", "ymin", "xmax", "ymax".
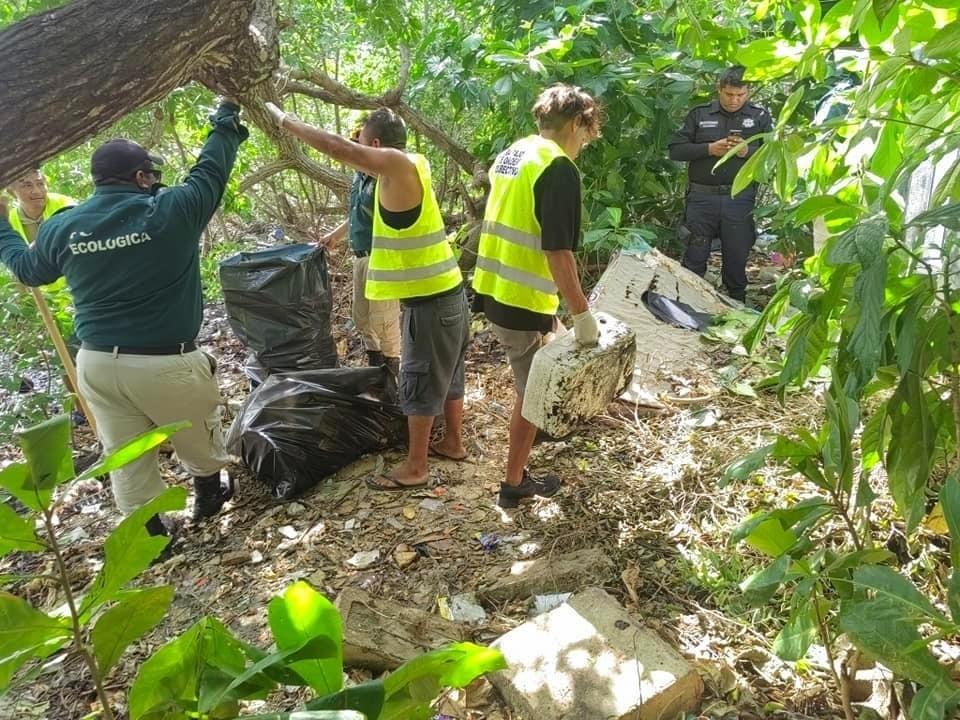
[{"xmin": 365, "ymin": 472, "xmax": 430, "ymax": 492}]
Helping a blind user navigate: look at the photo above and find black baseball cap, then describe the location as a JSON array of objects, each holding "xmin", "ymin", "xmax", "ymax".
[{"xmin": 91, "ymin": 139, "xmax": 165, "ymax": 185}]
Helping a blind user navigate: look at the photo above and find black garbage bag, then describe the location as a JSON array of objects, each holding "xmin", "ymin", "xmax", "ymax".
[
  {"xmin": 642, "ymin": 290, "xmax": 715, "ymax": 331},
  {"xmin": 220, "ymin": 243, "xmax": 338, "ymax": 372},
  {"xmin": 226, "ymin": 367, "xmax": 406, "ymax": 500}
]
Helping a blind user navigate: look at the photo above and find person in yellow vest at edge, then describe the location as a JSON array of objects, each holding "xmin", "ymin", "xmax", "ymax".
[
  {"xmin": 472, "ymin": 84, "xmax": 603, "ymax": 509},
  {"xmin": 6, "ymin": 168, "xmax": 78, "ymax": 395},
  {"xmin": 7, "ymin": 168, "xmax": 76, "ymax": 243},
  {"xmin": 265, "ymin": 103, "xmax": 471, "ymax": 491}
]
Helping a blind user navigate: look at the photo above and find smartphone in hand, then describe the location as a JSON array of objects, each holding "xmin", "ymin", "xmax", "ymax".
[{"xmin": 727, "ymin": 128, "xmax": 743, "ymax": 145}]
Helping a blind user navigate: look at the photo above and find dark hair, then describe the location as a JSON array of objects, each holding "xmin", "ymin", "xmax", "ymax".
[
  {"xmin": 532, "ymin": 84, "xmax": 604, "ymax": 137},
  {"xmin": 719, "ymin": 65, "xmax": 749, "ymax": 89},
  {"xmin": 362, "ymin": 108, "xmax": 407, "ymax": 149}
]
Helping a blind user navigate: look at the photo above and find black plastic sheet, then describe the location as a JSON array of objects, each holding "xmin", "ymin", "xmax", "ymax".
[
  {"xmin": 642, "ymin": 290, "xmax": 715, "ymax": 331},
  {"xmin": 220, "ymin": 243, "xmax": 338, "ymax": 372},
  {"xmin": 226, "ymin": 368, "xmax": 406, "ymax": 500}
]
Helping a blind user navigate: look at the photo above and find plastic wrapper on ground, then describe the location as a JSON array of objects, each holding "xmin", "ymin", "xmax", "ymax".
[
  {"xmin": 220, "ymin": 243, "xmax": 338, "ymax": 372},
  {"xmin": 226, "ymin": 367, "xmax": 406, "ymax": 500}
]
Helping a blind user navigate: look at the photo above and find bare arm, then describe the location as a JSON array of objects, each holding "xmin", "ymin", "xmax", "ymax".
[
  {"xmin": 280, "ymin": 117, "xmax": 422, "ymax": 211},
  {"xmin": 321, "ymin": 219, "xmax": 348, "ymax": 248},
  {"xmin": 545, "ymin": 249, "xmax": 588, "ymax": 315}
]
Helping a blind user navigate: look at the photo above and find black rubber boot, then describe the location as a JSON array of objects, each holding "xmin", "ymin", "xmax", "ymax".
[
  {"xmin": 146, "ymin": 514, "xmax": 176, "ymax": 563},
  {"xmin": 193, "ymin": 470, "xmax": 237, "ymax": 522},
  {"xmin": 497, "ymin": 469, "xmax": 562, "ymax": 509},
  {"xmin": 366, "ymin": 350, "xmax": 385, "ymax": 367}
]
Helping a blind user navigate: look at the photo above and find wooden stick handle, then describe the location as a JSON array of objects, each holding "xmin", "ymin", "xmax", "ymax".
[{"xmin": 27, "ymin": 286, "xmax": 98, "ymax": 435}]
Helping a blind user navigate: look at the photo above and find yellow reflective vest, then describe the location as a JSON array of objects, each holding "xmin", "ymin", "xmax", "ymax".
[
  {"xmin": 7, "ymin": 192, "xmax": 76, "ymax": 241},
  {"xmin": 472, "ymin": 135, "xmax": 568, "ymax": 315},
  {"xmin": 366, "ymin": 153, "xmax": 461, "ymax": 301}
]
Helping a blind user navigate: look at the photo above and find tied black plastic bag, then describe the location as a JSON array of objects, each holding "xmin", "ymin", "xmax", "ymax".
[
  {"xmin": 220, "ymin": 243, "xmax": 338, "ymax": 372},
  {"xmin": 226, "ymin": 367, "xmax": 406, "ymax": 499}
]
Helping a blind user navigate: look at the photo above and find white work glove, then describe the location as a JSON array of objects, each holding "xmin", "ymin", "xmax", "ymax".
[
  {"xmin": 572, "ymin": 310, "xmax": 599, "ymax": 346},
  {"xmin": 265, "ymin": 102, "xmax": 288, "ymax": 128}
]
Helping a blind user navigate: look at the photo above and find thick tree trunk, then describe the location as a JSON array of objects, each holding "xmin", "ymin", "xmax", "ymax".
[{"xmin": 0, "ymin": 0, "xmax": 278, "ymax": 188}]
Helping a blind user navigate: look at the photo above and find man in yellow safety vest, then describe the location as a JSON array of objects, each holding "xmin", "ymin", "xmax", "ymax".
[
  {"xmin": 266, "ymin": 104, "xmax": 471, "ymax": 491},
  {"xmin": 6, "ymin": 168, "xmax": 75, "ymax": 243},
  {"xmin": 472, "ymin": 84, "xmax": 603, "ymax": 508}
]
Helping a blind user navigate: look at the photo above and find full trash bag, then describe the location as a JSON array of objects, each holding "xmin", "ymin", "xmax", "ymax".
[
  {"xmin": 226, "ymin": 367, "xmax": 406, "ymax": 499},
  {"xmin": 220, "ymin": 243, "xmax": 338, "ymax": 372}
]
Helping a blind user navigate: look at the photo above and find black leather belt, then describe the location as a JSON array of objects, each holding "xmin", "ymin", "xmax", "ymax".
[
  {"xmin": 353, "ymin": 250, "xmax": 369, "ymax": 258},
  {"xmin": 81, "ymin": 341, "xmax": 197, "ymax": 355},
  {"xmin": 689, "ymin": 182, "xmax": 732, "ymax": 194}
]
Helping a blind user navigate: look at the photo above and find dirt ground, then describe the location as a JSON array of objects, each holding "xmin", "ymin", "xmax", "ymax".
[{"xmin": 0, "ymin": 247, "xmax": 844, "ymax": 719}]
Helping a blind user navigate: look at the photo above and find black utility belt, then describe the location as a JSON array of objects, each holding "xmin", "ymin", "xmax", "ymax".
[
  {"xmin": 688, "ymin": 182, "xmax": 733, "ymax": 194},
  {"xmin": 353, "ymin": 250, "xmax": 370, "ymax": 258},
  {"xmin": 81, "ymin": 341, "xmax": 197, "ymax": 356}
]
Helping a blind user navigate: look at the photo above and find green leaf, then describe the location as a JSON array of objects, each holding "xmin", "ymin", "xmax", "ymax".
[
  {"xmin": 130, "ymin": 617, "xmax": 260, "ymax": 719},
  {"xmin": 200, "ymin": 635, "xmax": 340, "ymax": 713},
  {"xmin": 379, "ymin": 643, "xmax": 507, "ymax": 720},
  {"xmin": 790, "ymin": 195, "xmax": 859, "ymax": 225},
  {"xmin": 925, "ymin": 20, "xmax": 960, "ymax": 60},
  {"xmin": 17, "ymin": 414, "xmax": 75, "ymax": 492},
  {"xmin": 848, "ymin": 255, "xmax": 886, "ymax": 389},
  {"xmin": 941, "ymin": 474, "xmax": 960, "ymax": 568},
  {"xmin": 80, "ymin": 487, "xmax": 187, "ymax": 619},
  {"xmin": 306, "ymin": 679, "xmax": 386, "ymax": 717},
  {"xmin": 92, "ymin": 586, "xmax": 174, "ymax": 676},
  {"xmin": 886, "ymin": 372, "xmax": 935, "ymax": 532},
  {"xmin": 0, "ymin": 592, "xmax": 72, "ymax": 690},
  {"xmin": 827, "ymin": 215, "xmax": 888, "ymax": 266},
  {"xmin": 743, "ymin": 283, "xmax": 790, "ymax": 354},
  {"xmin": 872, "ymin": 0, "xmax": 898, "ymax": 23},
  {"xmin": 731, "ymin": 143, "xmax": 770, "ymax": 196},
  {"xmin": 267, "ymin": 581, "xmax": 343, "ymax": 696},
  {"xmin": 0, "ymin": 463, "xmax": 50, "ymax": 514},
  {"xmin": 773, "ymin": 602, "xmax": 818, "ymax": 661},
  {"xmin": 491, "ymin": 75, "xmax": 513, "ymax": 96},
  {"xmin": 721, "ymin": 443, "xmax": 774, "ymax": 486},
  {"xmin": 851, "ymin": 565, "xmax": 949, "ymax": 626},
  {"xmin": 840, "ymin": 597, "xmax": 954, "ymax": 689},
  {"xmin": 740, "ymin": 554, "xmax": 792, "ymax": 605},
  {"xmin": 0, "ymin": 501, "xmax": 46, "ymax": 557},
  {"xmin": 777, "ymin": 86, "xmax": 806, "ymax": 128},
  {"xmin": 907, "ymin": 202, "xmax": 960, "ymax": 233},
  {"xmin": 910, "ymin": 683, "xmax": 960, "ymax": 720},
  {"xmin": 77, "ymin": 421, "xmax": 190, "ymax": 482}
]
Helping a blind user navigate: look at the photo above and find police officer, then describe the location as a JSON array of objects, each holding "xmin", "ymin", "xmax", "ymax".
[
  {"xmin": 668, "ymin": 66, "xmax": 772, "ymax": 301},
  {"xmin": 0, "ymin": 100, "xmax": 247, "ymax": 544}
]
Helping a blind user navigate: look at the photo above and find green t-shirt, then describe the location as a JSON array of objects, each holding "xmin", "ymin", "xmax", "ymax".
[{"xmin": 0, "ymin": 104, "xmax": 248, "ymax": 347}]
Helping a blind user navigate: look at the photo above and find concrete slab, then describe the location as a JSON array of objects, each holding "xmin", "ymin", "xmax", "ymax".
[
  {"xmin": 590, "ymin": 248, "xmax": 733, "ymax": 403},
  {"xmin": 490, "ymin": 587, "xmax": 703, "ymax": 720},
  {"xmin": 478, "ymin": 548, "xmax": 615, "ymax": 603},
  {"xmin": 522, "ymin": 312, "xmax": 636, "ymax": 438},
  {"xmin": 335, "ymin": 587, "xmax": 466, "ymax": 671}
]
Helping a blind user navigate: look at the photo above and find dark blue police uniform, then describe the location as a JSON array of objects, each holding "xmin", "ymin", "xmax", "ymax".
[{"xmin": 668, "ymin": 100, "xmax": 772, "ymax": 301}]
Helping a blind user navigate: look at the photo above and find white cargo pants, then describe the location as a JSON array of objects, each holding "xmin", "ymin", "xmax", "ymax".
[{"xmin": 77, "ymin": 348, "xmax": 230, "ymax": 514}]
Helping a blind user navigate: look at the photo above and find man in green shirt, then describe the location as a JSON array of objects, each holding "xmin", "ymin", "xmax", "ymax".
[{"xmin": 0, "ymin": 101, "xmax": 248, "ymax": 544}]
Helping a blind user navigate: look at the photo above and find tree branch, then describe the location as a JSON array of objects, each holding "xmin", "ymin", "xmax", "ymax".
[{"xmin": 284, "ymin": 66, "xmax": 482, "ymax": 179}]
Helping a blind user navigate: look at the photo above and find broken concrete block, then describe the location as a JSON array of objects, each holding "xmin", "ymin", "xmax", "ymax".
[
  {"xmin": 335, "ymin": 587, "xmax": 466, "ymax": 672},
  {"xmin": 478, "ymin": 547, "xmax": 614, "ymax": 603},
  {"xmin": 522, "ymin": 312, "xmax": 636, "ymax": 438},
  {"xmin": 490, "ymin": 587, "xmax": 703, "ymax": 720}
]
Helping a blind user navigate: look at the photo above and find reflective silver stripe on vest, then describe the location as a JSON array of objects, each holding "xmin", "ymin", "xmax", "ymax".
[
  {"xmin": 481, "ymin": 220, "xmax": 541, "ymax": 250},
  {"xmin": 475, "ymin": 256, "xmax": 557, "ymax": 295},
  {"xmin": 367, "ymin": 255, "xmax": 459, "ymax": 283},
  {"xmin": 372, "ymin": 229, "xmax": 448, "ymax": 250}
]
